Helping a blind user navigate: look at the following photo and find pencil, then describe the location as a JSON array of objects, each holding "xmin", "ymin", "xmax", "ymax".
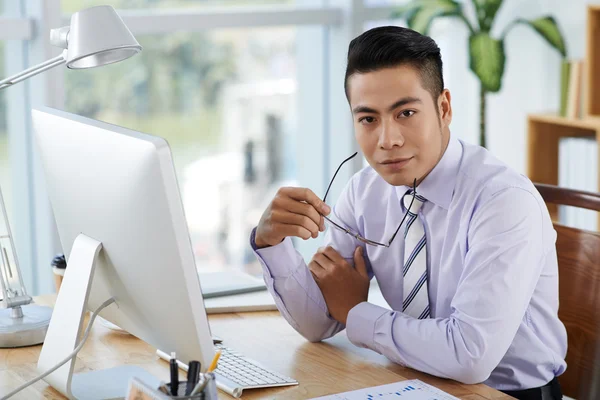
[{"xmin": 207, "ymin": 350, "xmax": 221, "ymax": 372}]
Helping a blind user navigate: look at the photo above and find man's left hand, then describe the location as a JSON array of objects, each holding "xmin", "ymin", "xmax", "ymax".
[{"xmin": 309, "ymin": 246, "xmax": 370, "ymax": 325}]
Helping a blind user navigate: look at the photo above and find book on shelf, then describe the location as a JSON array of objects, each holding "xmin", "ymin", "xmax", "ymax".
[
  {"xmin": 558, "ymin": 136, "xmax": 598, "ymax": 231},
  {"xmin": 560, "ymin": 59, "xmax": 585, "ymax": 118}
]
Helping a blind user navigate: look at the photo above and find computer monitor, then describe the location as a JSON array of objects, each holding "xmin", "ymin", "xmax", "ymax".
[{"xmin": 31, "ymin": 106, "xmax": 216, "ymax": 399}]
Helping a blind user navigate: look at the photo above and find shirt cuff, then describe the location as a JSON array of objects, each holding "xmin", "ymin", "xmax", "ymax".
[
  {"xmin": 346, "ymin": 301, "xmax": 389, "ymax": 349},
  {"xmin": 250, "ymin": 227, "xmax": 298, "ymax": 278},
  {"xmin": 249, "ymin": 227, "xmax": 261, "ymax": 251}
]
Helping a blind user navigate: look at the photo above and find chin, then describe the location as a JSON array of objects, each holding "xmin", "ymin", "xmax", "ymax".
[{"xmin": 377, "ymin": 169, "xmax": 414, "ymax": 187}]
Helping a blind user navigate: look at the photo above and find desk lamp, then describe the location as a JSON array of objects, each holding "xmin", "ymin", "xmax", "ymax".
[{"xmin": 0, "ymin": 5, "xmax": 141, "ymax": 347}]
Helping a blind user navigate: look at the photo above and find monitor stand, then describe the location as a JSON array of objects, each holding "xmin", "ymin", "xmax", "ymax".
[{"xmin": 36, "ymin": 233, "xmax": 160, "ymax": 399}]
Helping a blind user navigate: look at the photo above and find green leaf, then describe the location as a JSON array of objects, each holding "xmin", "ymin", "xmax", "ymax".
[
  {"xmin": 392, "ymin": 0, "xmax": 462, "ymax": 35},
  {"xmin": 469, "ymin": 33, "xmax": 506, "ymax": 92},
  {"xmin": 472, "ymin": 0, "xmax": 503, "ymax": 32},
  {"xmin": 515, "ymin": 16, "xmax": 567, "ymax": 58}
]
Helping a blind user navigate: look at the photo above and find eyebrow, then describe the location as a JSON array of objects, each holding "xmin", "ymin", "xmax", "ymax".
[{"xmin": 352, "ymin": 96, "xmax": 422, "ymax": 115}]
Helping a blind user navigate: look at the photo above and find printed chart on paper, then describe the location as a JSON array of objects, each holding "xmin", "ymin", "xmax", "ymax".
[{"xmin": 310, "ymin": 379, "xmax": 460, "ymax": 400}]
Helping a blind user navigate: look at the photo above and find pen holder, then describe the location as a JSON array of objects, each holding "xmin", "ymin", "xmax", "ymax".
[{"xmin": 164, "ymin": 374, "xmax": 218, "ymax": 399}]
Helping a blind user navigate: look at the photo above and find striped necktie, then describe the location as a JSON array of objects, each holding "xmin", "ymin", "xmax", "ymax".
[{"xmin": 402, "ymin": 191, "xmax": 430, "ymax": 319}]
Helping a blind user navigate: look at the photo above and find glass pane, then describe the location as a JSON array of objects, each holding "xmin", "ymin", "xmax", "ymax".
[
  {"xmin": 63, "ymin": 0, "xmax": 295, "ymax": 13},
  {"xmin": 0, "ymin": 41, "xmax": 11, "ymax": 236},
  {"xmin": 64, "ymin": 28, "xmax": 302, "ymax": 274}
]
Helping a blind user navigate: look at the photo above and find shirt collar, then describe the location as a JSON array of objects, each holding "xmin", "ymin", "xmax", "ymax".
[{"xmin": 394, "ymin": 134, "xmax": 463, "ymax": 210}]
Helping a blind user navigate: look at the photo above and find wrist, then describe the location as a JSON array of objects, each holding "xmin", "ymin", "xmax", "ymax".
[
  {"xmin": 254, "ymin": 229, "xmax": 273, "ymax": 249},
  {"xmin": 254, "ymin": 235, "xmax": 270, "ymax": 249}
]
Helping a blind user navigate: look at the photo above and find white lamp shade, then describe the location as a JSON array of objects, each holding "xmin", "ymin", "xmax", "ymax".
[{"xmin": 66, "ymin": 5, "xmax": 142, "ymax": 69}]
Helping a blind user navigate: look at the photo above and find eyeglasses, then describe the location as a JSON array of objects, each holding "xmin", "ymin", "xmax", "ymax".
[{"xmin": 322, "ymin": 152, "xmax": 417, "ymax": 247}]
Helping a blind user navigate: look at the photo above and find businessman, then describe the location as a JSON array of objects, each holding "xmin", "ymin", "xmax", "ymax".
[{"xmin": 250, "ymin": 26, "xmax": 566, "ymax": 400}]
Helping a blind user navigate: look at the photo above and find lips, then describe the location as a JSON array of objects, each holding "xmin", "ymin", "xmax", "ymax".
[
  {"xmin": 379, "ymin": 157, "xmax": 413, "ymax": 171},
  {"xmin": 381, "ymin": 157, "xmax": 412, "ymax": 164}
]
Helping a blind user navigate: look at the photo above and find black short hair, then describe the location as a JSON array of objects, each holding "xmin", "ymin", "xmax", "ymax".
[{"xmin": 344, "ymin": 26, "xmax": 444, "ymax": 106}]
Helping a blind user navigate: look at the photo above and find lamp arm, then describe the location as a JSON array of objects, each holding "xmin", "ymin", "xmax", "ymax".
[{"xmin": 0, "ymin": 52, "xmax": 66, "ymax": 90}]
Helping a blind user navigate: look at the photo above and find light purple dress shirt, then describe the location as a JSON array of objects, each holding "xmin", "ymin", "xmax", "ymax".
[{"xmin": 250, "ymin": 135, "xmax": 567, "ymax": 391}]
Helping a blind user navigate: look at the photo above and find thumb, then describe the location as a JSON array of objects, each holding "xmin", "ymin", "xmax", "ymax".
[{"xmin": 354, "ymin": 246, "xmax": 368, "ymax": 279}]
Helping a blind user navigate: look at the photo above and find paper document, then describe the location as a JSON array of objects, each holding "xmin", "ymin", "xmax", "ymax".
[{"xmin": 310, "ymin": 379, "xmax": 459, "ymax": 400}]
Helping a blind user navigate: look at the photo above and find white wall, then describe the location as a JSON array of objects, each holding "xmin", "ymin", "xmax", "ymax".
[{"xmin": 421, "ymin": 0, "xmax": 598, "ymax": 174}]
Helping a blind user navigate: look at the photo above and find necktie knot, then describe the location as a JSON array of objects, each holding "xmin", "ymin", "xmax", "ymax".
[{"xmin": 403, "ymin": 191, "xmax": 426, "ymax": 214}]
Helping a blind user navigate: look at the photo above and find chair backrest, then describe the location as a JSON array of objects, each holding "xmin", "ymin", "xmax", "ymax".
[{"xmin": 534, "ymin": 183, "xmax": 600, "ymax": 400}]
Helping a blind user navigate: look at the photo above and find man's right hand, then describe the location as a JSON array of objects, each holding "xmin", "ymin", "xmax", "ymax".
[{"xmin": 255, "ymin": 187, "xmax": 331, "ymax": 248}]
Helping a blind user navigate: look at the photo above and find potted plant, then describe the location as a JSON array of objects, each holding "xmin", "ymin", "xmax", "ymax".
[{"xmin": 393, "ymin": 0, "xmax": 567, "ymax": 148}]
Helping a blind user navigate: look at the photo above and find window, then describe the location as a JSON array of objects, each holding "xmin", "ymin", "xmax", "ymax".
[
  {"xmin": 0, "ymin": 41, "xmax": 13, "ymax": 233},
  {"xmin": 62, "ymin": 0, "xmax": 294, "ymax": 13},
  {"xmin": 64, "ymin": 27, "xmax": 305, "ymax": 274},
  {"xmin": 1, "ymin": 0, "xmax": 364, "ymax": 294}
]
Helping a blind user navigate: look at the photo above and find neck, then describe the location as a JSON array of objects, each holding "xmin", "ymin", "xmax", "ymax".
[{"xmin": 415, "ymin": 129, "xmax": 451, "ymax": 187}]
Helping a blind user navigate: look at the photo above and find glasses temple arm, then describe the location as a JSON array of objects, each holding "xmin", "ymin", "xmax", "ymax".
[
  {"xmin": 387, "ymin": 179, "xmax": 418, "ymax": 246},
  {"xmin": 323, "ymin": 152, "xmax": 358, "ymax": 202}
]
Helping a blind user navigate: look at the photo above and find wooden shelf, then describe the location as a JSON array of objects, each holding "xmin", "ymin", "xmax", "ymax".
[
  {"xmin": 529, "ymin": 113, "xmax": 600, "ymax": 130},
  {"xmin": 527, "ymin": 113, "xmax": 600, "ymax": 226},
  {"xmin": 527, "ymin": 5, "xmax": 600, "ymax": 228}
]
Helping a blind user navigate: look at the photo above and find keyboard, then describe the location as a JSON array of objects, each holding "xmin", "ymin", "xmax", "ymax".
[{"xmin": 156, "ymin": 344, "xmax": 298, "ymax": 398}]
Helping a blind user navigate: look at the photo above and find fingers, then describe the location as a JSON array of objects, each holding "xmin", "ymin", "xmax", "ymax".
[
  {"xmin": 276, "ymin": 196, "xmax": 324, "ymax": 232},
  {"xmin": 271, "ymin": 209, "xmax": 320, "ymax": 238},
  {"xmin": 272, "ymin": 222, "xmax": 313, "ymax": 240},
  {"xmin": 283, "ymin": 187, "xmax": 331, "ymax": 216},
  {"xmin": 317, "ymin": 246, "xmax": 348, "ymax": 266},
  {"xmin": 309, "ymin": 251, "xmax": 338, "ymax": 279},
  {"xmin": 309, "ymin": 251, "xmax": 332, "ymax": 281},
  {"xmin": 353, "ymin": 246, "xmax": 369, "ymax": 279},
  {"xmin": 308, "ymin": 259, "xmax": 326, "ymax": 280},
  {"xmin": 313, "ymin": 252, "xmax": 334, "ymax": 270},
  {"xmin": 314, "ymin": 246, "xmax": 368, "ymax": 277},
  {"xmin": 259, "ymin": 187, "xmax": 330, "ymax": 246}
]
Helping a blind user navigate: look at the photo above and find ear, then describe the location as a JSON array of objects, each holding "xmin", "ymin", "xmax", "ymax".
[{"xmin": 438, "ymin": 89, "xmax": 452, "ymax": 126}]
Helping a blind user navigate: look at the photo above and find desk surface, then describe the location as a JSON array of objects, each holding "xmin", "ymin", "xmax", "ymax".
[{"xmin": 1, "ymin": 295, "xmax": 513, "ymax": 400}]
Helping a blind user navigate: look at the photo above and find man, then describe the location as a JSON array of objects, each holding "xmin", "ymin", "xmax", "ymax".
[{"xmin": 250, "ymin": 26, "xmax": 567, "ymax": 400}]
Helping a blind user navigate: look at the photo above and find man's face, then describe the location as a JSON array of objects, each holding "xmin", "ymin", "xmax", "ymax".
[{"xmin": 347, "ymin": 65, "xmax": 452, "ymax": 187}]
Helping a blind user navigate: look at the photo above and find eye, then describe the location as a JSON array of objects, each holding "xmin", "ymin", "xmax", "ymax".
[
  {"xmin": 399, "ymin": 110, "xmax": 415, "ymax": 118},
  {"xmin": 358, "ymin": 116, "xmax": 376, "ymax": 125}
]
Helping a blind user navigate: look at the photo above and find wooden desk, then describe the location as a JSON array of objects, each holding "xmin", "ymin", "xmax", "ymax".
[{"xmin": 0, "ymin": 296, "xmax": 512, "ymax": 400}]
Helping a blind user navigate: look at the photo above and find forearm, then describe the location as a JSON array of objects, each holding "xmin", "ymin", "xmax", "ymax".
[
  {"xmin": 252, "ymin": 230, "xmax": 345, "ymax": 342},
  {"xmin": 346, "ymin": 302, "xmax": 508, "ymax": 384}
]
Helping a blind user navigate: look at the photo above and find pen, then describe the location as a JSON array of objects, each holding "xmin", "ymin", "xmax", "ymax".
[
  {"xmin": 185, "ymin": 360, "xmax": 201, "ymax": 395},
  {"xmin": 190, "ymin": 375, "xmax": 207, "ymax": 396},
  {"xmin": 191, "ymin": 373, "xmax": 214, "ymax": 396},
  {"xmin": 169, "ymin": 352, "xmax": 179, "ymax": 396},
  {"xmin": 207, "ymin": 350, "xmax": 221, "ymax": 373}
]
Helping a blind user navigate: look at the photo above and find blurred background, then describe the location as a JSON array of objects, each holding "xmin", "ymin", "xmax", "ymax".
[{"xmin": 0, "ymin": 0, "xmax": 598, "ymax": 295}]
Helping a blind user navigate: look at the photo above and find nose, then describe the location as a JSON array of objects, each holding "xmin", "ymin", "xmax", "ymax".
[{"xmin": 378, "ymin": 120, "xmax": 405, "ymax": 150}]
